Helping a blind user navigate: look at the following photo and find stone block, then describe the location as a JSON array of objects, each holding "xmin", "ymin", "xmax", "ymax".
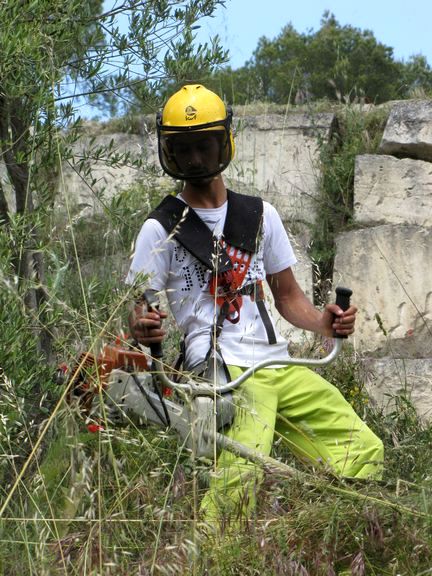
[
  {"xmin": 226, "ymin": 112, "xmax": 337, "ymax": 225},
  {"xmin": 365, "ymin": 357, "xmax": 432, "ymax": 420},
  {"xmin": 379, "ymin": 99, "xmax": 432, "ymax": 161},
  {"xmin": 354, "ymin": 155, "xmax": 432, "ymax": 227},
  {"xmin": 334, "ymin": 225, "xmax": 432, "ymax": 357},
  {"xmin": 59, "ymin": 133, "xmax": 160, "ymax": 212}
]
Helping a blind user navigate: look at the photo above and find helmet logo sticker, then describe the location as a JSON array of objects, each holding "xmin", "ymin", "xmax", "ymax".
[{"xmin": 185, "ymin": 105, "xmax": 197, "ymax": 121}]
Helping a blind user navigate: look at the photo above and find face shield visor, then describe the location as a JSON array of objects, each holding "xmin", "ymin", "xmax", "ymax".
[{"xmin": 156, "ymin": 113, "xmax": 234, "ymax": 181}]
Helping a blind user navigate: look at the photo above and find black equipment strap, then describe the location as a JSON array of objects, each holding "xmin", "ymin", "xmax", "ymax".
[
  {"xmin": 240, "ymin": 283, "xmax": 277, "ymax": 345},
  {"xmin": 256, "ymin": 300, "xmax": 277, "ymax": 345},
  {"xmin": 147, "ymin": 189, "xmax": 263, "ymax": 273}
]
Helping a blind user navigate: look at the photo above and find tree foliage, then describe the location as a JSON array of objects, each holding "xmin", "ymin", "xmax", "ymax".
[
  {"xmin": 0, "ymin": 0, "xmax": 106, "ymax": 361},
  {"xmin": 212, "ymin": 12, "xmax": 432, "ymax": 105},
  {"xmin": 401, "ymin": 54, "xmax": 432, "ymax": 96},
  {"xmin": 85, "ymin": 0, "xmax": 228, "ymax": 115},
  {"xmin": 0, "ymin": 0, "xmax": 226, "ymax": 362}
]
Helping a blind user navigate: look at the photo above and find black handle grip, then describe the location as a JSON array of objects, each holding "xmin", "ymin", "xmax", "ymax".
[
  {"xmin": 143, "ymin": 289, "xmax": 163, "ymax": 359},
  {"xmin": 333, "ymin": 286, "xmax": 353, "ymax": 339}
]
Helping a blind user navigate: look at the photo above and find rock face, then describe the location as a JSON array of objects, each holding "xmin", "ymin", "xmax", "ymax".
[
  {"xmin": 365, "ymin": 358, "xmax": 432, "ymax": 420},
  {"xmin": 354, "ymin": 155, "xmax": 432, "ymax": 227},
  {"xmin": 335, "ymin": 99, "xmax": 432, "ymax": 417},
  {"xmin": 58, "ymin": 112, "xmax": 337, "ymax": 221},
  {"xmin": 226, "ymin": 113, "xmax": 337, "ymax": 224},
  {"xmin": 334, "ymin": 224, "xmax": 432, "ymax": 358},
  {"xmin": 59, "ymin": 132, "xmax": 160, "ymax": 211},
  {"xmin": 379, "ymin": 99, "xmax": 432, "ymax": 161}
]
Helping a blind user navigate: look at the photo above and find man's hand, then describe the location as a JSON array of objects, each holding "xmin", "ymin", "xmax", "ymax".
[
  {"xmin": 322, "ymin": 303, "xmax": 358, "ymax": 338},
  {"xmin": 128, "ymin": 301, "xmax": 168, "ymax": 346},
  {"xmin": 268, "ymin": 268, "xmax": 358, "ymax": 339}
]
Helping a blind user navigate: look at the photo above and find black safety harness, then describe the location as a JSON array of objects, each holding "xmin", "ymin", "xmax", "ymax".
[{"xmin": 147, "ymin": 189, "xmax": 277, "ymax": 374}]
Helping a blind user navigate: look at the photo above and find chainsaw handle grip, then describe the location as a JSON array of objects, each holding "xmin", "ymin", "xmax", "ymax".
[
  {"xmin": 333, "ymin": 286, "xmax": 353, "ymax": 339},
  {"xmin": 143, "ymin": 289, "xmax": 163, "ymax": 359}
]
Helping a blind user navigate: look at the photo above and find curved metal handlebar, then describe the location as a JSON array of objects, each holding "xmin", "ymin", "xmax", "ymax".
[
  {"xmin": 147, "ymin": 286, "xmax": 351, "ymax": 398},
  {"xmin": 152, "ymin": 338, "xmax": 343, "ymax": 398}
]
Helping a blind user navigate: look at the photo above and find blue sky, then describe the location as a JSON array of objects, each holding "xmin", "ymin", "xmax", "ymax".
[
  {"xmin": 80, "ymin": 1, "xmax": 431, "ymax": 118},
  {"xmin": 198, "ymin": 0, "xmax": 431, "ymax": 69}
]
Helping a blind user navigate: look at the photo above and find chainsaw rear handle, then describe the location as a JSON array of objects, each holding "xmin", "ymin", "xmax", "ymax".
[
  {"xmin": 143, "ymin": 289, "xmax": 163, "ymax": 359},
  {"xmin": 151, "ymin": 286, "xmax": 352, "ymax": 396},
  {"xmin": 333, "ymin": 286, "xmax": 353, "ymax": 339}
]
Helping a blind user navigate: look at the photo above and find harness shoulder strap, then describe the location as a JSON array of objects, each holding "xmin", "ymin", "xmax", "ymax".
[
  {"xmin": 147, "ymin": 190, "xmax": 264, "ymax": 271},
  {"xmin": 224, "ymin": 190, "xmax": 263, "ymax": 253},
  {"xmin": 148, "ymin": 192, "xmax": 275, "ymax": 344},
  {"xmin": 147, "ymin": 195, "xmax": 231, "ymax": 272}
]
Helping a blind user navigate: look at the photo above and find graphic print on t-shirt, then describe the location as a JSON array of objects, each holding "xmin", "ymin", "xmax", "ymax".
[
  {"xmin": 175, "ymin": 244, "xmax": 208, "ymax": 292},
  {"xmin": 209, "ymin": 240, "xmax": 253, "ymax": 324}
]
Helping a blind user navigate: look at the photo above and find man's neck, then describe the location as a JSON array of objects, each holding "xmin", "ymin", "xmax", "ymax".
[{"xmin": 181, "ymin": 175, "xmax": 227, "ymax": 208}]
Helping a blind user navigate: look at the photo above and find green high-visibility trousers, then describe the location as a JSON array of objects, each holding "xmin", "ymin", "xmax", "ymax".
[{"xmin": 200, "ymin": 364, "xmax": 384, "ymax": 524}]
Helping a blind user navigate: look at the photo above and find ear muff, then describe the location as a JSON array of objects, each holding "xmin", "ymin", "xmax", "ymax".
[{"xmin": 226, "ymin": 106, "xmax": 235, "ymax": 161}]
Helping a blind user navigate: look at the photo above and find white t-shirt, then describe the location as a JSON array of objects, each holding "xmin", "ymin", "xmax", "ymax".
[{"xmin": 127, "ymin": 197, "xmax": 297, "ymax": 368}]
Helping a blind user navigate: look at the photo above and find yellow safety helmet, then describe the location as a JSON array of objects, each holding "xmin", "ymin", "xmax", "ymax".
[{"xmin": 156, "ymin": 84, "xmax": 235, "ymax": 181}]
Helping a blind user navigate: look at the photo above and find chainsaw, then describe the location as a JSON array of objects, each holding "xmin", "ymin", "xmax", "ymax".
[{"xmin": 59, "ymin": 287, "xmax": 352, "ymax": 461}]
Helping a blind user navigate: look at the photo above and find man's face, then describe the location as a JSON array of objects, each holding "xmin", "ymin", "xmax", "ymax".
[{"xmin": 168, "ymin": 131, "xmax": 223, "ymax": 183}]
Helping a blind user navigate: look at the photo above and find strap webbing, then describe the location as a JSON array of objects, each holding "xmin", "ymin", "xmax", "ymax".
[
  {"xmin": 256, "ymin": 299, "xmax": 277, "ymax": 345},
  {"xmin": 147, "ymin": 190, "xmax": 263, "ymax": 273},
  {"xmin": 240, "ymin": 282, "xmax": 277, "ymax": 345}
]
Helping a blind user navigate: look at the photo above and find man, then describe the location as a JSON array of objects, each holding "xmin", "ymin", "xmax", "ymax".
[{"xmin": 127, "ymin": 84, "xmax": 383, "ymax": 526}]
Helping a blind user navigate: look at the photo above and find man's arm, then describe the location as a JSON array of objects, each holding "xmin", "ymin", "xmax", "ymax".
[
  {"xmin": 126, "ymin": 219, "xmax": 170, "ymax": 347},
  {"xmin": 267, "ymin": 267, "xmax": 357, "ymax": 338}
]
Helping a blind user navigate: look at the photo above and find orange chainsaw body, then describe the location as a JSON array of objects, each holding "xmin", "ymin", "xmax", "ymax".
[{"xmin": 62, "ymin": 338, "xmax": 150, "ymax": 408}]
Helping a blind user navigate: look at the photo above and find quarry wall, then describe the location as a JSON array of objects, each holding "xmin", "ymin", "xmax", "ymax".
[
  {"xmin": 2, "ymin": 100, "xmax": 431, "ymax": 416},
  {"xmin": 69, "ymin": 100, "xmax": 432, "ymax": 417}
]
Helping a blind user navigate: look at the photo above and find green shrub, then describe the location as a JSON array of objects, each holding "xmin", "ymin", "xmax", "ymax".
[{"xmin": 310, "ymin": 104, "xmax": 389, "ymax": 303}]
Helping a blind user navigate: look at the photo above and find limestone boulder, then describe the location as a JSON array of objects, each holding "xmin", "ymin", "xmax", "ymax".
[
  {"xmin": 226, "ymin": 113, "xmax": 337, "ymax": 225},
  {"xmin": 333, "ymin": 225, "xmax": 432, "ymax": 357},
  {"xmin": 354, "ymin": 155, "xmax": 432, "ymax": 227},
  {"xmin": 364, "ymin": 357, "xmax": 432, "ymax": 420},
  {"xmin": 379, "ymin": 99, "xmax": 432, "ymax": 161}
]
